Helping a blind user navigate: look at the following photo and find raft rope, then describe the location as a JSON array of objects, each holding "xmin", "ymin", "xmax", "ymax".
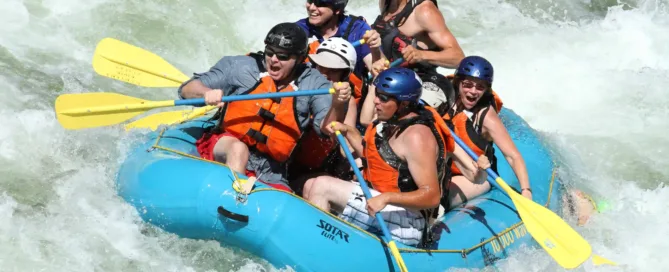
[
  {"xmin": 148, "ymin": 126, "xmax": 247, "ymax": 195},
  {"xmin": 544, "ymin": 165, "xmax": 557, "ymax": 207},
  {"xmin": 148, "ymin": 126, "xmax": 561, "ymax": 258}
]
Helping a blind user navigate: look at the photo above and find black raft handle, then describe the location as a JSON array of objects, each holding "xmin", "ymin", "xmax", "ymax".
[{"xmin": 217, "ymin": 206, "xmax": 249, "ymax": 223}]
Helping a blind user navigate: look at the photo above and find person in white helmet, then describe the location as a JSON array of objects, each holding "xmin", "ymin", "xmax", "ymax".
[{"xmin": 288, "ymin": 37, "xmax": 362, "ymax": 195}]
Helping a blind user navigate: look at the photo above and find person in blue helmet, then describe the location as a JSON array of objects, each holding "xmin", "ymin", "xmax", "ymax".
[
  {"xmin": 302, "ymin": 67, "xmax": 490, "ymax": 246},
  {"xmin": 296, "ymin": 0, "xmax": 382, "ymax": 102},
  {"xmin": 439, "ymin": 56, "xmax": 532, "ymax": 208}
]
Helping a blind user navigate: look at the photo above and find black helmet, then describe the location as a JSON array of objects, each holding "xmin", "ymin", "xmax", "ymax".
[
  {"xmin": 329, "ymin": 0, "xmax": 348, "ymax": 12},
  {"xmin": 307, "ymin": 0, "xmax": 348, "ymax": 12},
  {"xmin": 264, "ymin": 22, "xmax": 308, "ymax": 56}
]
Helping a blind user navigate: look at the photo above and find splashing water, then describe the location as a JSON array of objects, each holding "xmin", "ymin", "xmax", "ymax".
[{"xmin": 1, "ymin": 0, "xmax": 667, "ymax": 271}]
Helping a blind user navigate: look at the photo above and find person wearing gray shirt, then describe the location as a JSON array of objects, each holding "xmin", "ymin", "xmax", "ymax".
[{"xmin": 178, "ymin": 22, "xmax": 351, "ymax": 191}]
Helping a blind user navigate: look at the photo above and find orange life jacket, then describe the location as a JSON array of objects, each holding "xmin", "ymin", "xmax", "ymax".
[
  {"xmin": 443, "ymin": 74, "xmax": 502, "ymax": 175},
  {"xmin": 449, "ymin": 108, "xmax": 500, "ymax": 175},
  {"xmin": 361, "ymin": 106, "xmax": 454, "ymax": 193},
  {"xmin": 218, "ymin": 71, "xmax": 302, "ymax": 163}
]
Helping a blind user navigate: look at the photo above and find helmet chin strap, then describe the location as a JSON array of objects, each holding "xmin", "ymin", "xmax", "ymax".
[
  {"xmin": 386, "ymin": 102, "xmax": 414, "ymax": 125},
  {"xmin": 287, "ymin": 54, "xmax": 307, "ymax": 80}
]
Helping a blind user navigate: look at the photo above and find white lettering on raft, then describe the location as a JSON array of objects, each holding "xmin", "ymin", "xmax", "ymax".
[{"xmin": 490, "ymin": 224, "xmax": 528, "ymax": 253}]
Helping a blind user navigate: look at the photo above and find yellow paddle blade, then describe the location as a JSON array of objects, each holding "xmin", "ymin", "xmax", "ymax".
[
  {"xmin": 92, "ymin": 38, "xmax": 189, "ymax": 87},
  {"xmin": 495, "ymin": 178, "xmax": 592, "ymax": 269},
  {"xmin": 124, "ymin": 105, "xmax": 218, "ymax": 131},
  {"xmin": 55, "ymin": 92, "xmax": 174, "ymax": 130},
  {"xmin": 387, "ymin": 241, "xmax": 408, "ymax": 272},
  {"xmin": 593, "ymin": 254, "xmax": 617, "ymax": 266}
]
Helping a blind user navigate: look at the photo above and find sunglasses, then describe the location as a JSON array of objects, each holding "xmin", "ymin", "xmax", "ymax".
[
  {"xmin": 306, "ymin": 0, "xmax": 333, "ymax": 8},
  {"xmin": 375, "ymin": 92, "xmax": 396, "ymax": 103},
  {"xmin": 265, "ymin": 48, "xmax": 292, "ymax": 61},
  {"xmin": 460, "ymin": 80, "xmax": 488, "ymax": 91}
]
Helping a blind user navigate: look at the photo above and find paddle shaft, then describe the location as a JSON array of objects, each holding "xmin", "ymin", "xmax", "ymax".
[
  {"xmin": 334, "ymin": 130, "xmax": 408, "ymax": 272},
  {"xmin": 334, "ymin": 132, "xmax": 396, "ymax": 242},
  {"xmin": 445, "ymin": 126, "xmax": 508, "ymax": 190},
  {"xmin": 177, "ymin": 88, "xmax": 332, "ymax": 106},
  {"xmin": 60, "ymin": 89, "xmax": 333, "ymax": 116}
]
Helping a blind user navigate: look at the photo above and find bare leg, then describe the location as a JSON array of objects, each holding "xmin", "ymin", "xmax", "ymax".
[
  {"xmin": 290, "ymin": 171, "xmax": 325, "ymax": 197},
  {"xmin": 212, "ymin": 136, "xmax": 249, "ymax": 174},
  {"xmin": 562, "ymin": 189, "xmax": 596, "ymax": 226},
  {"xmin": 304, "ymin": 176, "xmax": 356, "ymax": 214},
  {"xmin": 446, "ymin": 175, "xmax": 491, "ymax": 208}
]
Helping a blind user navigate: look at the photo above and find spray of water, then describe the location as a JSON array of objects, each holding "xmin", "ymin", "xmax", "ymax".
[{"xmin": 1, "ymin": 0, "xmax": 667, "ymax": 271}]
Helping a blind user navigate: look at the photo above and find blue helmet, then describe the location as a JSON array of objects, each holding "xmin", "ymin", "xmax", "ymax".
[
  {"xmin": 455, "ymin": 56, "xmax": 494, "ymax": 86},
  {"xmin": 373, "ymin": 67, "xmax": 423, "ymax": 102}
]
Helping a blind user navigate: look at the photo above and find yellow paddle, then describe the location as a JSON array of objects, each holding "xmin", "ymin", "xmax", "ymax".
[
  {"xmin": 445, "ymin": 125, "xmax": 616, "ymax": 268},
  {"xmin": 55, "ymin": 89, "xmax": 333, "ymax": 130},
  {"xmin": 92, "ymin": 38, "xmax": 217, "ymax": 130},
  {"xmin": 331, "ymin": 123, "xmax": 408, "ymax": 272},
  {"xmin": 93, "ymin": 37, "xmax": 190, "ymax": 87},
  {"xmin": 123, "ymin": 105, "xmax": 218, "ymax": 131},
  {"xmin": 92, "ymin": 37, "xmax": 369, "ymax": 130}
]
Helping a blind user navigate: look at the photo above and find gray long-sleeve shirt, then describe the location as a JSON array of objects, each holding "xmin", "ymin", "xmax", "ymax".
[{"xmin": 178, "ymin": 55, "xmax": 333, "ymax": 187}]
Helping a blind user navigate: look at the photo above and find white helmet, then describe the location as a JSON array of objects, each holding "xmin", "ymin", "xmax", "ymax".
[{"xmin": 308, "ymin": 37, "xmax": 357, "ymax": 73}]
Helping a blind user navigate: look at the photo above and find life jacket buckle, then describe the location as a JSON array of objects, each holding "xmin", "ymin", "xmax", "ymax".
[
  {"xmin": 258, "ymin": 108, "xmax": 276, "ymax": 121},
  {"xmin": 246, "ymin": 129, "xmax": 269, "ymax": 145}
]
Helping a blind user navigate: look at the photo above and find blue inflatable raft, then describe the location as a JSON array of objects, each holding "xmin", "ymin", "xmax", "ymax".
[{"xmin": 116, "ymin": 108, "xmax": 564, "ymax": 271}]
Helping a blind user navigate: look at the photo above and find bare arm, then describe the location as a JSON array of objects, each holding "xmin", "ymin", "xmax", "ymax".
[
  {"xmin": 482, "ymin": 108, "xmax": 530, "ymax": 189},
  {"xmin": 321, "ymin": 99, "xmax": 348, "ymax": 136},
  {"xmin": 344, "ymin": 98, "xmax": 358, "ymax": 127},
  {"xmin": 320, "ymin": 82, "xmax": 351, "ymax": 135},
  {"xmin": 180, "ymin": 80, "xmax": 212, "ymax": 99},
  {"xmin": 452, "ymin": 144, "xmax": 487, "ymax": 184},
  {"xmin": 358, "ymin": 84, "xmax": 378, "ymax": 126},
  {"xmin": 363, "ymin": 46, "xmax": 385, "ymax": 71},
  {"xmin": 332, "ymin": 99, "xmax": 361, "ymax": 160},
  {"xmin": 384, "ymin": 126, "xmax": 441, "ymax": 210},
  {"xmin": 339, "ymin": 123, "xmax": 364, "ymax": 157},
  {"xmin": 414, "ymin": 2, "xmax": 465, "ymax": 68},
  {"xmin": 363, "ymin": 53, "xmax": 374, "ymax": 74}
]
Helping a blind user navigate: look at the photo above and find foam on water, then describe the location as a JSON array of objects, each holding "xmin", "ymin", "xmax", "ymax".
[{"xmin": 1, "ymin": 0, "xmax": 667, "ymax": 271}]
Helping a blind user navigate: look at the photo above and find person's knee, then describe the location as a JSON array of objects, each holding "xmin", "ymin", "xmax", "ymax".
[
  {"xmin": 303, "ymin": 178, "xmax": 316, "ymax": 199},
  {"xmin": 212, "ymin": 140, "xmax": 228, "ymax": 162},
  {"xmin": 306, "ymin": 176, "xmax": 329, "ymax": 195},
  {"xmin": 230, "ymin": 140, "xmax": 249, "ymax": 158}
]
